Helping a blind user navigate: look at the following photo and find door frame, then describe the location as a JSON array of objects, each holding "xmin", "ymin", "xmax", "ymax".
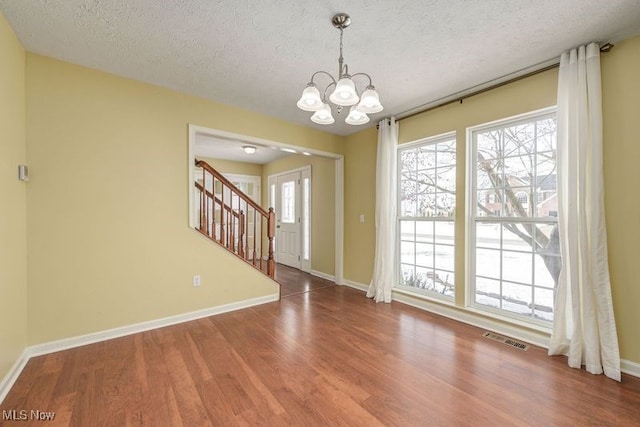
[
  {"xmin": 268, "ymin": 166, "xmax": 312, "ymax": 273},
  {"xmin": 188, "ymin": 124, "xmax": 344, "ymax": 285}
]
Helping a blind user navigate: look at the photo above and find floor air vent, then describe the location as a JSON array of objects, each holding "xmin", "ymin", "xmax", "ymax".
[{"xmin": 483, "ymin": 332, "xmax": 530, "ymax": 351}]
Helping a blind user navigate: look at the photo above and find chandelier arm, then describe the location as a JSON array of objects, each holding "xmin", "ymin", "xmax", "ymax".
[
  {"xmin": 310, "ymin": 70, "xmax": 337, "ymax": 85},
  {"xmin": 322, "ymin": 81, "xmax": 337, "ymax": 100},
  {"xmin": 350, "ymin": 72, "xmax": 374, "ymax": 87}
]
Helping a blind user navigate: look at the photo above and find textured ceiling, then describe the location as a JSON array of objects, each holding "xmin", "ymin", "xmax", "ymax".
[{"xmin": 2, "ymin": 1, "xmax": 640, "ymax": 136}]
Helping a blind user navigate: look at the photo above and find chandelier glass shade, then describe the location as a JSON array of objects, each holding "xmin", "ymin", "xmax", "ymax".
[{"xmin": 297, "ymin": 13, "xmax": 383, "ymax": 126}]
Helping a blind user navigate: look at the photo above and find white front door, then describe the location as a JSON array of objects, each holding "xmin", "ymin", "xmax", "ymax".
[{"xmin": 276, "ymin": 171, "xmax": 301, "ymax": 268}]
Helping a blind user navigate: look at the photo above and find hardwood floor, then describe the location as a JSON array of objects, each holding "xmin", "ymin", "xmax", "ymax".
[
  {"xmin": 2, "ymin": 285, "xmax": 640, "ymax": 426},
  {"xmin": 275, "ymin": 264, "xmax": 335, "ymax": 298}
]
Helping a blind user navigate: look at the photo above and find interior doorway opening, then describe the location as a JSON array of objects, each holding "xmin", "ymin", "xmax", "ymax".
[{"xmin": 187, "ymin": 124, "xmax": 344, "ymax": 284}]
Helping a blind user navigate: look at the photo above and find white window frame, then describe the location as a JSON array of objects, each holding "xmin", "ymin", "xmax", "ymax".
[
  {"xmin": 396, "ymin": 131, "xmax": 456, "ymax": 301},
  {"xmin": 466, "ymin": 106, "xmax": 558, "ymax": 328}
]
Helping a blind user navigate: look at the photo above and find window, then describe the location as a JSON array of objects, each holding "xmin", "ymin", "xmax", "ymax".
[
  {"xmin": 469, "ymin": 108, "xmax": 559, "ymax": 324},
  {"xmin": 302, "ymin": 176, "xmax": 310, "ymax": 261},
  {"xmin": 281, "ymin": 181, "xmax": 295, "ymax": 223},
  {"xmin": 398, "ymin": 133, "xmax": 456, "ymax": 298}
]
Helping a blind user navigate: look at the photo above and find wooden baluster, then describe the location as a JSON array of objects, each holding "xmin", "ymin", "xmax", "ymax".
[
  {"xmin": 244, "ymin": 202, "xmax": 249, "ymax": 259},
  {"xmin": 237, "ymin": 193, "xmax": 242, "ymax": 255},
  {"xmin": 205, "ymin": 190, "xmax": 210, "ymax": 237},
  {"xmin": 260, "ymin": 214, "xmax": 265, "ymax": 272},
  {"xmin": 200, "ymin": 169, "xmax": 207, "ymax": 234},
  {"xmin": 229, "ymin": 189, "xmax": 234, "ymax": 252},
  {"xmin": 238, "ymin": 209, "xmax": 245, "ymax": 258},
  {"xmin": 219, "ymin": 178, "xmax": 225, "ymax": 246},
  {"xmin": 267, "ymin": 208, "xmax": 276, "ymax": 278},
  {"xmin": 253, "ymin": 210, "xmax": 258, "ymax": 266}
]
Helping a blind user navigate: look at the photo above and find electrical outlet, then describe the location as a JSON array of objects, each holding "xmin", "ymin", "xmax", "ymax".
[{"xmin": 193, "ymin": 275, "xmax": 201, "ymax": 287}]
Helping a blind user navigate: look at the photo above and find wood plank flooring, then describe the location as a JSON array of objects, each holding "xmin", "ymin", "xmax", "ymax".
[
  {"xmin": 2, "ymin": 281, "xmax": 640, "ymax": 425},
  {"xmin": 275, "ymin": 264, "xmax": 335, "ymax": 298}
]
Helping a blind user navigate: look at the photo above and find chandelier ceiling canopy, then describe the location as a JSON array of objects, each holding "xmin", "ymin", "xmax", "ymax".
[{"xmin": 297, "ymin": 13, "xmax": 383, "ymax": 126}]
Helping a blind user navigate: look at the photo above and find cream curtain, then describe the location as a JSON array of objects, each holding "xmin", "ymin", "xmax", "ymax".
[
  {"xmin": 549, "ymin": 43, "xmax": 621, "ymax": 381},
  {"xmin": 367, "ymin": 117, "xmax": 398, "ymax": 303}
]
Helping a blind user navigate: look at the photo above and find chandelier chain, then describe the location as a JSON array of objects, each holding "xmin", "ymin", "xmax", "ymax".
[{"xmin": 338, "ymin": 27, "xmax": 344, "ymax": 78}]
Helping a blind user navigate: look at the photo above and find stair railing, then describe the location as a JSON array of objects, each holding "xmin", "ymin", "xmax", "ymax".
[{"xmin": 194, "ymin": 159, "xmax": 275, "ymax": 278}]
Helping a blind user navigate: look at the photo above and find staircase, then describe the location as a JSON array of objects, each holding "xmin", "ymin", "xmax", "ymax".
[{"xmin": 194, "ymin": 159, "xmax": 276, "ymax": 279}]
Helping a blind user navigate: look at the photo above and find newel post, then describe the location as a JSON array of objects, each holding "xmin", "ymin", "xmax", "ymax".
[{"xmin": 267, "ymin": 208, "xmax": 276, "ymax": 278}]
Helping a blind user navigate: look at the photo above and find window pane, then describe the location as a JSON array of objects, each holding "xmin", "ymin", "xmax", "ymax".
[
  {"xmin": 400, "ymin": 220, "xmax": 415, "ymax": 240},
  {"xmin": 302, "ymin": 177, "xmax": 310, "ymax": 261},
  {"xmin": 476, "ymin": 248, "xmax": 500, "ymax": 279},
  {"xmin": 434, "ymin": 269, "xmax": 454, "ymax": 297},
  {"xmin": 534, "ymin": 287, "xmax": 554, "ymax": 321},
  {"xmin": 435, "ymin": 221, "xmax": 455, "ymax": 245},
  {"xmin": 477, "ymin": 189, "xmax": 504, "ymax": 217},
  {"xmin": 401, "ymin": 241, "xmax": 415, "ymax": 265},
  {"xmin": 400, "ymin": 264, "xmax": 416, "ymax": 287},
  {"xmin": 502, "ymin": 250, "xmax": 532, "ymax": 284},
  {"xmin": 475, "ymin": 277, "xmax": 501, "ymax": 308},
  {"xmin": 476, "ymin": 222, "xmax": 500, "ymax": 249},
  {"xmin": 416, "ymin": 266, "xmax": 435, "ymax": 290},
  {"xmin": 417, "ymin": 146, "xmax": 436, "ymax": 169},
  {"xmin": 503, "ymin": 122, "xmax": 535, "ymax": 156},
  {"xmin": 281, "ymin": 181, "xmax": 295, "ymax": 223},
  {"xmin": 503, "ymin": 155, "xmax": 533, "ymax": 180},
  {"xmin": 415, "ymin": 221, "xmax": 433, "ymax": 242},
  {"xmin": 502, "ymin": 223, "xmax": 532, "ymax": 251},
  {"xmin": 434, "ymin": 244, "xmax": 454, "ymax": 272},
  {"xmin": 415, "ymin": 243, "xmax": 433, "ymax": 267},
  {"xmin": 502, "ymin": 282, "xmax": 533, "ymax": 316},
  {"xmin": 437, "ymin": 142, "xmax": 456, "ymax": 166},
  {"xmin": 400, "ymin": 170, "xmax": 417, "ymax": 217}
]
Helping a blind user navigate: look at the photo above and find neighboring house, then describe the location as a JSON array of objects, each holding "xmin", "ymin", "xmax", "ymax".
[{"xmin": 480, "ymin": 174, "xmax": 557, "ymax": 218}]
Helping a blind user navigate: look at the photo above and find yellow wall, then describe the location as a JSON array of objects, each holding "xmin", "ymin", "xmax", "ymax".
[
  {"xmin": 343, "ymin": 127, "xmax": 377, "ymax": 284},
  {"xmin": 25, "ymin": 54, "xmax": 342, "ymax": 345},
  {"xmin": 200, "ymin": 157, "xmax": 263, "ymax": 178},
  {"xmin": 0, "ymin": 13, "xmax": 27, "ymax": 380},
  {"xmin": 262, "ymin": 154, "xmax": 336, "ymax": 275},
  {"xmin": 343, "ymin": 34, "xmax": 640, "ymax": 364},
  {"xmin": 601, "ymin": 34, "xmax": 640, "ymax": 363}
]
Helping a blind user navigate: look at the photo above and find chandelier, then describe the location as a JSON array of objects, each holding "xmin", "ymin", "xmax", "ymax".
[{"xmin": 296, "ymin": 13, "xmax": 383, "ymax": 126}]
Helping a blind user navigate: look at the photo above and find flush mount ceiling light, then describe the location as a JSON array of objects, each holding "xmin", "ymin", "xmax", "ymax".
[
  {"xmin": 297, "ymin": 13, "xmax": 383, "ymax": 126},
  {"xmin": 242, "ymin": 145, "xmax": 257, "ymax": 154}
]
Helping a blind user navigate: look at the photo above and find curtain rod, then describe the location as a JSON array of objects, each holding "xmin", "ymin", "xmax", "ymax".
[{"xmin": 389, "ymin": 42, "xmax": 614, "ymax": 124}]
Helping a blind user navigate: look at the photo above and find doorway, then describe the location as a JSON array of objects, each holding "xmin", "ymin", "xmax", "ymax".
[
  {"xmin": 188, "ymin": 124, "xmax": 343, "ymax": 284},
  {"xmin": 269, "ymin": 166, "xmax": 311, "ymax": 272}
]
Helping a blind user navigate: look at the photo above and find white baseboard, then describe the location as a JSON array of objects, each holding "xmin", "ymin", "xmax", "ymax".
[
  {"xmin": 310, "ymin": 270, "xmax": 335, "ymax": 282},
  {"xmin": 342, "ymin": 279, "xmax": 369, "ymax": 292},
  {"xmin": 622, "ymin": 359, "xmax": 640, "ymax": 378},
  {"xmin": 0, "ymin": 349, "xmax": 30, "ymax": 405},
  {"xmin": 0, "ymin": 293, "xmax": 279, "ymax": 404}
]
